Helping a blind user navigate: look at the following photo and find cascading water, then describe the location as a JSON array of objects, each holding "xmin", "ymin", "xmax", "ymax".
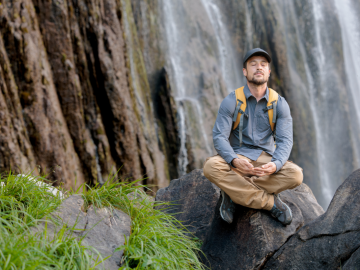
[
  {"xmin": 161, "ymin": 0, "xmax": 243, "ymax": 176},
  {"xmin": 162, "ymin": 0, "xmax": 214, "ymax": 175},
  {"xmin": 301, "ymin": 0, "xmax": 333, "ymax": 204},
  {"xmin": 334, "ymin": 0, "xmax": 360, "ymax": 164},
  {"xmin": 199, "ymin": 0, "xmax": 243, "ymax": 92},
  {"xmin": 285, "ymin": 1, "xmax": 332, "ymax": 204},
  {"xmin": 160, "ymin": 0, "xmax": 360, "ymax": 208}
]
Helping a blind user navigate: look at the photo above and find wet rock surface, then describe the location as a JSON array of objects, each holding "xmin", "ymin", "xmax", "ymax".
[
  {"xmin": 156, "ymin": 169, "xmax": 324, "ymax": 269},
  {"xmin": 263, "ymin": 169, "xmax": 360, "ymax": 270},
  {"xmin": 33, "ymin": 195, "xmax": 131, "ymax": 270}
]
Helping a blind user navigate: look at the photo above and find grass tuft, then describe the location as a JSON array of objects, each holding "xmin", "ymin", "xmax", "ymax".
[
  {"xmin": 0, "ymin": 173, "xmax": 206, "ymax": 269},
  {"xmin": 0, "ymin": 173, "xmax": 97, "ymax": 269},
  {"xmin": 83, "ymin": 179, "xmax": 206, "ymax": 269}
]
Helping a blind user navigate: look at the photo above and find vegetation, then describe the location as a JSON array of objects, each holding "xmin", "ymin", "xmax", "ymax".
[{"xmin": 0, "ymin": 173, "xmax": 206, "ymax": 269}]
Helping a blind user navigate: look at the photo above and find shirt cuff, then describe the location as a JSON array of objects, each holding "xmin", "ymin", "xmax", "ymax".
[
  {"xmin": 224, "ymin": 153, "xmax": 239, "ymax": 165},
  {"xmin": 273, "ymin": 160, "xmax": 283, "ymax": 173}
]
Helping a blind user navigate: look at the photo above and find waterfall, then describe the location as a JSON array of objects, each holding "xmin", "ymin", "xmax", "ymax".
[
  {"xmin": 161, "ymin": 0, "xmax": 245, "ymax": 176},
  {"xmin": 334, "ymin": 0, "xmax": 360, "ymax": 163},
  {"xmin": 285, "ymin": 1, "xmax": 333, "ymax": 205},
  {"xmin": 199, "ymin": 0, "xmax": 243, "ymax": 92},
  {"xmin": 306, "ymin": 0, "xmax": 333, "ymax": 204},
  {"xmin": 162, "ymin": 0, "xmax": 214, "ymax": 176},
  {"xmin": 160, "ymin": 0, "xmax": 360, "ymax": 208}
]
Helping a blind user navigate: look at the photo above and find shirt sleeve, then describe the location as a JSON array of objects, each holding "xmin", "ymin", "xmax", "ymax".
[
  {"xmin": 271, "ymin": 96, "xmax": 293, "ymax": 172},
  {"xmin": 213, "ymin": 92, "xmax": 239, "ymax": 164}
]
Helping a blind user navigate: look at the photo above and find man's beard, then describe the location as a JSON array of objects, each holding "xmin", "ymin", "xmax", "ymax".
[{"xmin": 246, "ymin": 75, "xmax": 268, "ymax": 85}]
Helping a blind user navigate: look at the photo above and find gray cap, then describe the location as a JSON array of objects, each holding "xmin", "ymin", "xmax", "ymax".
[{"xmin": 243, "ymin": 48, "xmax": 272, "ymax": 68}]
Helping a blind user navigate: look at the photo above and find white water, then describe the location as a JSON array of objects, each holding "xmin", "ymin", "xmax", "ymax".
[
  {"xmin": 335, "ymin": 0, "xmax": 360, "ymax": 163},
  {"xmin": 309, "ymin": 0, "xmax": 333, "ymax": 204},
  {"xmin": 177, "ymin": 105, "xmax": 189, "ymax": 175},
  {"xmin": 284, "ymin": 1, "xmax": 334, "ymax": 205},
  {"xmin": 162, "ymin": 0, "xmax": 214, "ymax": 175},
  {"xmin": 200, "ymin": 0, "xmax": 243, "ymax": 92},
  {"xmin": 160, "ymin": 0, "xmax": 360, "ymax": 206}
]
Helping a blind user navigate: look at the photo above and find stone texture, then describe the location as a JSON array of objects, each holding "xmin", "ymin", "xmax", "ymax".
[
  {"xmin": 33, "ymin": 195, "xmax": 131, "ymax": 270},
  {"xmin": 343, "ymin": 247, "xmax": 360, "ymax": 270},
  {"xmin": 263, "ymin": 169, "xmax": 360, "ymax": 270},
  {"xmin": 0, "ymin": 0, "xmax": 85, "ymax": 189},
  {"xmin": 156, "ymin": 169, "xmax": 324, "ymax": 270},
  {"xmin": 156, "ymin": 169, "xmax": 221, "ymax": 241},
  {"xmin": 0, "ymin": 0, "xmax": 171, "ymax": 190},
  {"xmin": 0, "ymin": 0, "xmax": 359, "ymax": 205}
]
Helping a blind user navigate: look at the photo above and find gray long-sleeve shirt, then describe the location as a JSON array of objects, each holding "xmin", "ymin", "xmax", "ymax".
[{"xmin": 213, "ymin": 84, "xmax": 293, "ymax": 172}]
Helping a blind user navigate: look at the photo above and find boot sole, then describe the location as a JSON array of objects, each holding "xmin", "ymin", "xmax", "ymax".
[
  {"xmin": 276, "ymin": 195, "xmax": 293, "ymax": 225},
  {"xmin": 220, "ymin": 190, "xmax": 232, "ymax": 224}
]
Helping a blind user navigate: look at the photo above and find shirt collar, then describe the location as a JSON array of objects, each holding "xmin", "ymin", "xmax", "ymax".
[{"xmin": 244, "ymin": 84, "xmax": 269, "ymax": 102}]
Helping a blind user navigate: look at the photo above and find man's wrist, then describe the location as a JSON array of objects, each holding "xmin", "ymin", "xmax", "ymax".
[
  {"xmin": 230, "ymin": 158, "xmax": 238, "ymax": 168},
  {"xmin": 272, "ymin": 160, "xmax": 282, "ymax": 173}
]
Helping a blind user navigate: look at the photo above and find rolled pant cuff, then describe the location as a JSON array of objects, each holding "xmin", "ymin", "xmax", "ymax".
[{"xmin": 264, "ymin": 194, "xmax": 274, "ymax": 211}]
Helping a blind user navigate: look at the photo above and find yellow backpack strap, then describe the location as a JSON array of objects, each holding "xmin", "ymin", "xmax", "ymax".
[
  {"xmin": 263, "ymin": 88, "xmax": 279, "ymax": 132},
  {"xmin": 232, "ymin": 87, "xmax": 247, "ymax": 146}
]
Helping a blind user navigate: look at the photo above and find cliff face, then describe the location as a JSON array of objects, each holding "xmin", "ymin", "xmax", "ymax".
[
  {"xmin": 0, "ymin": 0, "xmax": 172, "ymax": 190},
  {"xmin": 1, "ymin": 0, "xmax": 359, "ymax": 206}
]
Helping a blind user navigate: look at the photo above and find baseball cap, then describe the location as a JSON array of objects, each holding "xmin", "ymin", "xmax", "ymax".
[{"xmin": 243, "ymin": 48, "xmax": 272, "ymax": 68}]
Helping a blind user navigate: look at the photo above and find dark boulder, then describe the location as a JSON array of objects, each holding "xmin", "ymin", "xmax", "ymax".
[
  {"xmin": 155, "ymin": 169, "xmax": 221, "ymax": 241},
  {"xmin": 156, "ymin": 169, "xmax": 324, "ymax": 269},
  {"xmin": 343, "ymin": 247, "xmax": 360, "ymax": 269},
  {"xmin": 263, "ymin": 169, "xmax": 360, "ymax": 270}
]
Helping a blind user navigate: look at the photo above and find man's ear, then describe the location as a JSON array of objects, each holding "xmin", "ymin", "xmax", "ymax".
[{"xmin": 243, "ymin": 68, "xmax": 247, "ymax": 77}]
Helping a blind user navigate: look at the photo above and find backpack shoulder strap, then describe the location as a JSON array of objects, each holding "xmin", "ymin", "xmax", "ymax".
[
  {"xmin": 232, "ymin": 86, "xmax": 247, "ymax": 130},
  {"xmin": 267, "ymin": 88, "xmax": 279, "ymax": 131}
]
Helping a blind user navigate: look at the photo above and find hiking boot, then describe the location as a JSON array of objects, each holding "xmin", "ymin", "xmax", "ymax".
[
  {"xmin": 270, "ymin": 194, "xmax": 292, "ymax": 225},
  {"xmin": 220, "ymin": 190, "xmax": 235, "ymax": 224}
]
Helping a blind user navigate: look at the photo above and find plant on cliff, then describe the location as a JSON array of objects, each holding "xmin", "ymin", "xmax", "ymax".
[{"xmin": 0, "ymin": 173, "xmax": 206, "ymax": 269}]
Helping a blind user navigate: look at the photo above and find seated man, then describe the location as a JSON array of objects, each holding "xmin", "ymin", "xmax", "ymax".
[{"xmin": 203, "ymin": 48, "xmax": 303, "ymax": 225}]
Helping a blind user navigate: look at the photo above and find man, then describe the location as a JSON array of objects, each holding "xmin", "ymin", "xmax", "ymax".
[{"xmin": 203, "ymin": 48, "xmax": 303, "ymax": 225}]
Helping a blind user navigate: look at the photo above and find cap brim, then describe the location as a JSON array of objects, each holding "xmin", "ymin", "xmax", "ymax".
[{"xmin": 244, "ymin": 52, "xmax": 271, "ymax": 64}]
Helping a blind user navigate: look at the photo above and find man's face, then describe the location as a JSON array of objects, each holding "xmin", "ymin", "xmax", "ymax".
[{"xmin": 243, "ymin": 55, "xmax": 271, "ymax": 85}]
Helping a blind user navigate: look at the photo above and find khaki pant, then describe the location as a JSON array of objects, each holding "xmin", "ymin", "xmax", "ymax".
[{"xmin": 203, "ymin": 152, "xmax": 303, "ymax": 211}]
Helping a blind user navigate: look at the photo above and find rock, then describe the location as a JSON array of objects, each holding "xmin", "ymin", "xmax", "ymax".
[
  {"xmin": 155, "ymin": 169, "xmax": 221, "ymax": 241},
  {"xmin": 156, "ymin": 169, "xmax": 324, "ymax": 270},
  {"xmin": 33, "ymin": 195, "xmax": 131, "ymax": 270},
  {"xmin": 343, "ymin": 247, "xmax": 360, "ymax": 270},
  {"xmin": 263, "ymin": 169, "xmax": 360, "ymax": 270}
]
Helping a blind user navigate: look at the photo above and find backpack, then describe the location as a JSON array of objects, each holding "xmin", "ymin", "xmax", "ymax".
[{"xmin": 232, "ymin": 86, "xmax": 279, "ymax": 146}]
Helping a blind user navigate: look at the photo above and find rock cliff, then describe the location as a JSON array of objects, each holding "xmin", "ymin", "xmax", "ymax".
[
  {"xmin": 156, "ymin": 169, "xmax": 360, "ymax": 269},
  {"xmin": 1, "ymin": 0, "xmax": 360, "ymax": 205},
  {"xmin": 0, "ymin": 0, "xmax": 173, "ymax": 190}
]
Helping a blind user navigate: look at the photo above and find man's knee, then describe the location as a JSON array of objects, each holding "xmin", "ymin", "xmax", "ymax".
[
  {"xmin": 203, "ymin": 155, "xmax": 229, "ymax": 182},
  {"xmin": 289, "ymin": 166, "xmax": 303, "ymax": 187},
  {"xmin": 203, "ymin": 156, "xmax": 217, "ymax": 180}
]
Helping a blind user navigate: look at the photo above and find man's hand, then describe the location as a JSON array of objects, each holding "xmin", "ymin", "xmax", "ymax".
[
  {"xmin": 231, "ymin": 158, "xmax": 255, "ymax": 175},
  {"xmin": 253, "ymin": 162, "xmax": 277, "ymax": 176}
]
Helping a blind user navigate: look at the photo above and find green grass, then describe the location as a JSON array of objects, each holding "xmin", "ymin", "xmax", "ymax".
[
  {"xmin": 0, "ymin": 172, "xmax": 206, "ymax": 269},
  {"xmin": 0, "ymin": 172, "xmax": 97, "ymax": 269}
]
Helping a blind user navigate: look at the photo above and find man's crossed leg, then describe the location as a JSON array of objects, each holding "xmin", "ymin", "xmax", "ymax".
[{"xmin": 203, "ymin": 151, "xmax": 303, "ymax": 225}]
